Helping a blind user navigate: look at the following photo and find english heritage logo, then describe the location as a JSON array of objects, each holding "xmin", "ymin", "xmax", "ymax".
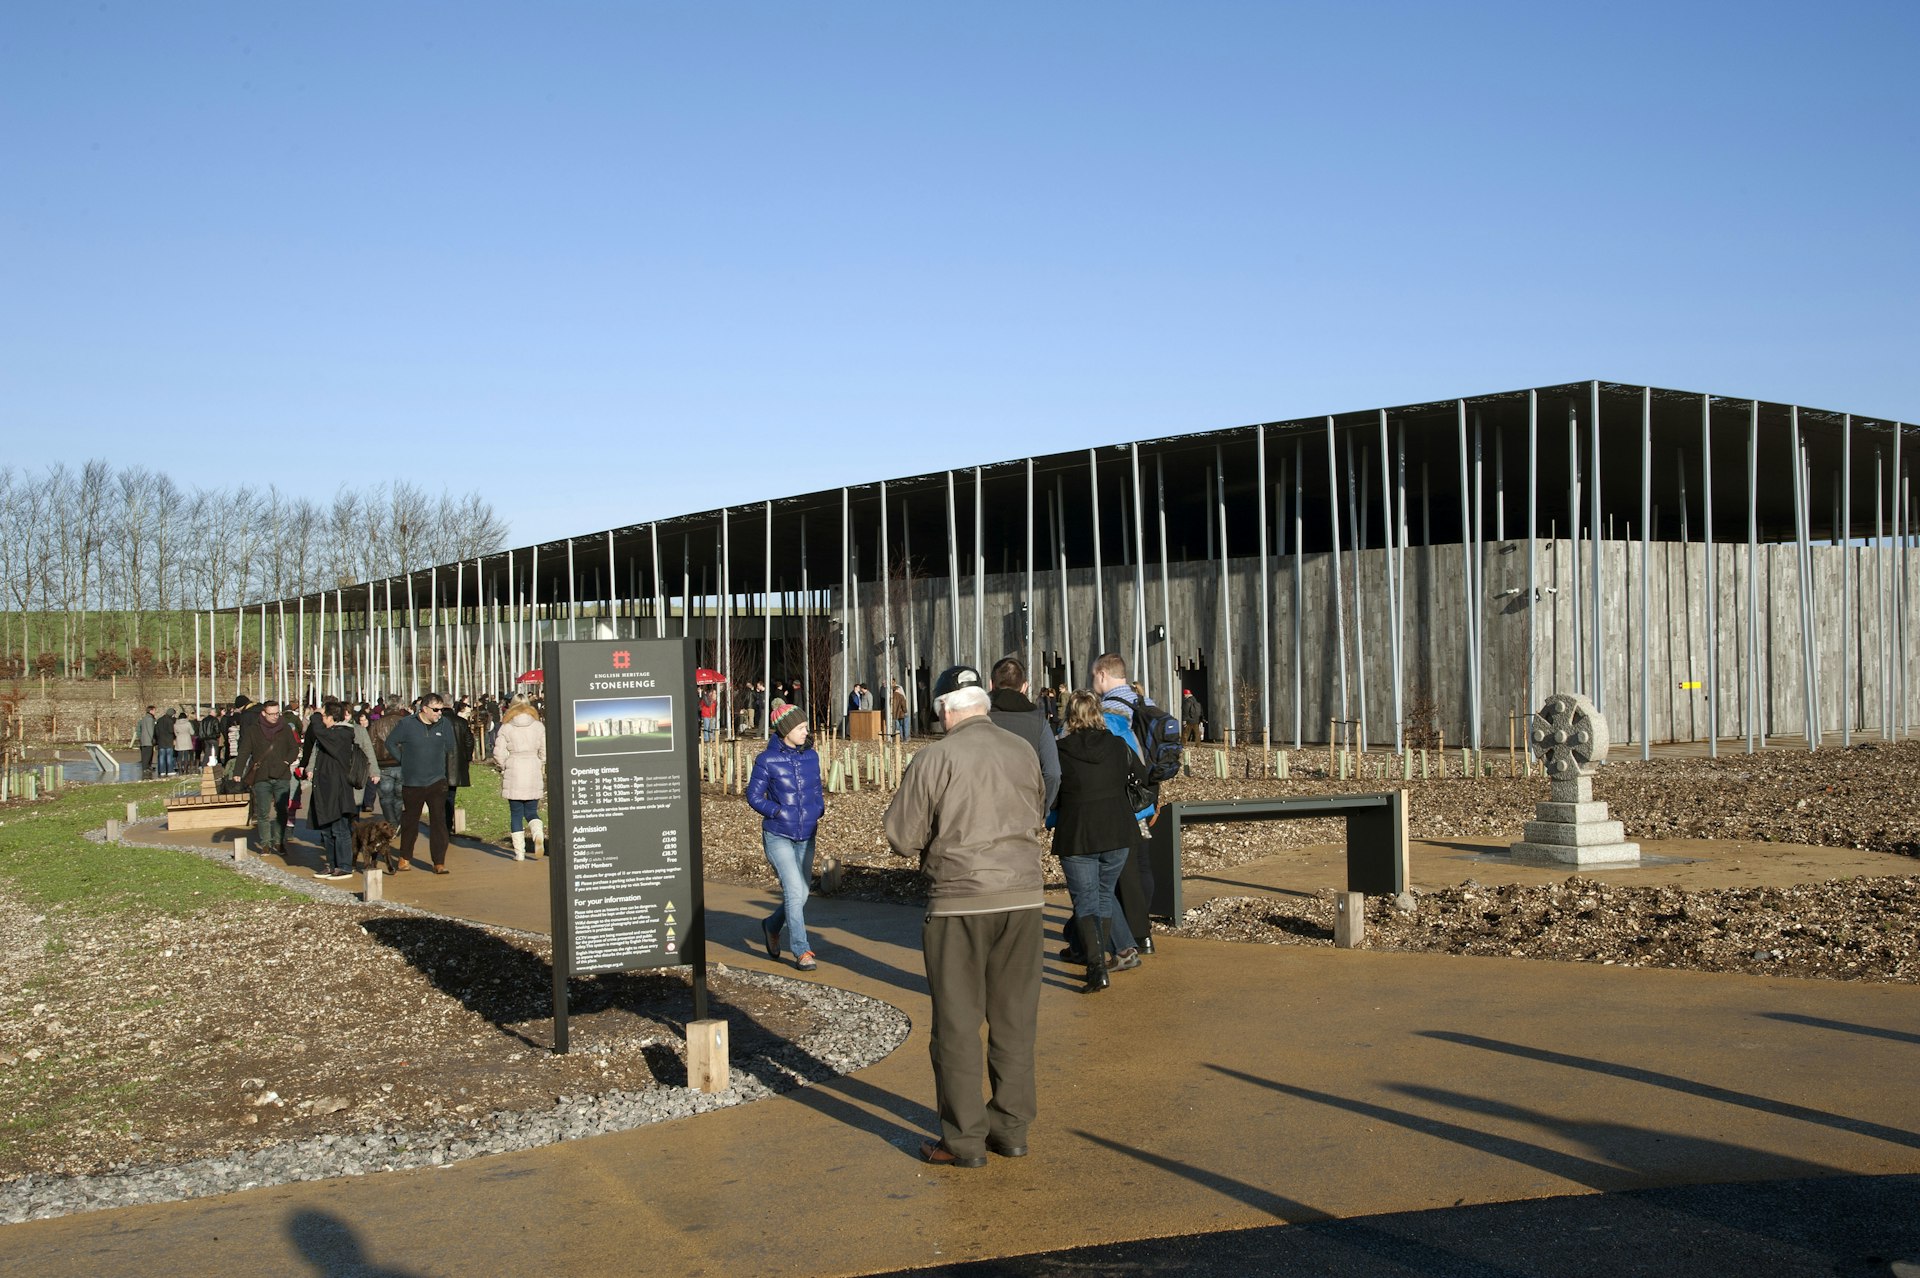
[{"xmin": 611, "ymin": 650, "xmax": 631, "ymax": 669}]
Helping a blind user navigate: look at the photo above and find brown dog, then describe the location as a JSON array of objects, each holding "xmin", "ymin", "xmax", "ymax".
[{"xmin": 351, "ymin": 818, "xmax": 403, "ymax": 872}]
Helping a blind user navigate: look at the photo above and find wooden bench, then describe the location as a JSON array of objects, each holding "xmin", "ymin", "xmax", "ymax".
[
  {"xmin": 165, "ymin": 792, "xmax": 251, "ymax": 833},
  {"xmin": 1151, "ymin": 791, "xmax": 1409, "ymax": 918}
]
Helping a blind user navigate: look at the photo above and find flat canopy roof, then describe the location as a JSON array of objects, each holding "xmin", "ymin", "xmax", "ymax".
[{"xmin": 268, "ymin": 379, "xmax": 1913, "ymax": 611}]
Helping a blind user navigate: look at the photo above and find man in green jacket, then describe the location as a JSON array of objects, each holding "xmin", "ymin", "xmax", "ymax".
[{"xmin": 883, "ymin": 670, "xmax": 1046, "ymax": 1169}]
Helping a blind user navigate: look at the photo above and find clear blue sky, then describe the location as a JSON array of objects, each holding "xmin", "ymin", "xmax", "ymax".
[{"xmin": 5, "ymin": 2, "xmax": 1915, "ymax": 547}]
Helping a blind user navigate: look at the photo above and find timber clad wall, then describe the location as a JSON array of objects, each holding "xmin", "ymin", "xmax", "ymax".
[{"xmin": 840, "ymin": 540, "xmax": 1918, "ymax": 747}]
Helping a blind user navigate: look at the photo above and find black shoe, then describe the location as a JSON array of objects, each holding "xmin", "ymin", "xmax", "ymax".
[
  {"xmin": 1058, "ymin": 944, "xmax": 1085, "ymax": 963},
  {"xmin": 762, "ymin": 924, "xmax": 781, "ymax": 962},
  {"xmin": 1082, "ymin": 961, "xmax": 1110, "ymax": 993},
  {"xmin": 1140, "ymin": 934, "xmax": 1155, "ymax": 955},
  {"xmin": 919, "ymin": 1139, "xmax": 986, "ymax": 1168},
  {"xmin": 987, "ymin": 1139, "xmax": 1028, "ymax": 1158}
]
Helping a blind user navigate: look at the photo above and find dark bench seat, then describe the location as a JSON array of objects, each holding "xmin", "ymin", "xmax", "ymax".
[{"xmin": 1151, "ymin": 791, "xmax": 1409, "ymax": 918}]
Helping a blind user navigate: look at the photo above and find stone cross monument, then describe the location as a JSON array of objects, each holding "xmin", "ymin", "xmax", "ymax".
[{"xmin": 1510, "ymin": 693, "xmax": 1641, "ymax": 866}]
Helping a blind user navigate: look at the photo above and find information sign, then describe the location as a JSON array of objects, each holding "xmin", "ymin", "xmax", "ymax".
[{"xmin": 544, "ymin": 638, "xmax": 707, "ymax": 1052}]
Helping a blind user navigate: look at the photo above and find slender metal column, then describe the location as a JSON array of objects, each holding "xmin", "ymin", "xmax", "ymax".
[
  {"xmin": 1790, "ymin": 408, "xmax": 1818, "ymax": 747},
  {"xmin": 1639, "ymin": 388, "xmax": 1651, "ymax": 757},
  {"xmin": 1088, "ymin": 449, "xmax": 1105, "ymax": 657},
  {"xmin": 765, "ymin": 500, "xmax": 774, "ymax": 738},
  {"xmin": 1256, "ymin": 429, "xmax": 1272, "ymax": 745},
  {"xmin": 842, "ymin": 488, "xmax": 852, "ymax": 719},
  {"xmin": 1293, "ymin": 438, "xmax": 1304, "ymax": 749},
  {"xmin": 945, "ymin": 472, "xmax": 960, "ymax": 666},
  {"xmin": 273, "ymin": 601, "xmax": 283, "ymax": 704},
  {"xmin": 974, "ymin": 466, "xmax": 984, "ymax": 667},
  {"xmin": 1156, "ymin": 455, "xmax": 1174, "ymax": 712},
  {"xmin": 1568, "ymin": 402, "xmax": 1582, "ymax": 694},
  {"xmin": 1877, "ymin": 450, "xmax": 1887, "ymax": 736},
  {"xmin": 297, "ymin": 597, "xmax": 307, "ymax": 704},
  {"xmin": 1326, "ymin": 418, "xmax": 1349, "ymax": 729},
  {"xmin": 1748, "ymin": 403, "xmax": 1760, "ymax": 748},
  {"xmin": 1472, "ymin": 410, "xmax": 1484, "ymax": 742},
  {"xmin": 1121, "ymin": 441, "xmax": 1136, "ymax": 690},
  {"xmin": 1457, "ymin": 402, "xmax": 1477, "ymax": 748},
  {"xmin": 1896, "ymin": 423, "xmax": 1908, "ymax": 735},
  {"xmin": 800, "ymin": 516, "xmax": 812, "ymax": 722},
  {"xmin": 1215, "ymin": 446, "xmax": 1236, "ymax": 743},
  {"xmin": 1703, "ymin": 394, "xmax": 1718, "ymax": 755},
  {"xmin": 1378, "ymin": 412, "xmax": 1400, "ymax": 752},
  {"xmin": 1528, "ymin": 390, "xmax": 1539, "ymax": 729},
  {"xmin": 650, "ymin": 523, "xmax": 664, "ymax": 639},
  {"xmin": 881, "ymin": 484, "xmax": 892, "ymax": 722},
  {"xmin": 1027, "ymin": 459, "xmax": 1037, "ymax": 687},
  {"xmin": 565, "ymin": 537, "xmax": 576, "ymax": 641},
  {"xmin": 427, "ymin": 570, "xmax": 440, "ymax": 693},
  {"xmin": 1589, "ymin": 381, "xmax": 1603, "ymax": 710},
  {"xmin": 1346, "ymin": 437, "xmax": 1367, "ymax": 747},
  {"xmin": 1052, "ymin": 484, "xmax": 1073, "ymax": 683},
  {"xmin": 1841, "ymin": 415, "xmax": 1852, "ymax": 746},
  {"xmin": 405, "ymin": 574, "xmax": 418, "ymax": 701}
]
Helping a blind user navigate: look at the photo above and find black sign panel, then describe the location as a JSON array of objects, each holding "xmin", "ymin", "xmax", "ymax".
[{"xmin": 544, "ymin": 639, "xmax": 706, "ymax": 1049}]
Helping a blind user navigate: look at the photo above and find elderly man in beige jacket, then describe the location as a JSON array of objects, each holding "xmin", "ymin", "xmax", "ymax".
[{"xmin": 883, "ymin": 665, "xmax": 1046, "ymax": 1169}]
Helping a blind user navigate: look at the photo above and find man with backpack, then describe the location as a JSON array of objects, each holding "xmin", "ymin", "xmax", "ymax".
[{"xmin": 1090, "ymin": 653, "xmax": 1184, "ymax": 955}]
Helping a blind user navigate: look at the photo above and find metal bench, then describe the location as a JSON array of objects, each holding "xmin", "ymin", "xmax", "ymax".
[{"xmin": 1151, "ymin": 791, "xmax": 1409, "ymax": 918}]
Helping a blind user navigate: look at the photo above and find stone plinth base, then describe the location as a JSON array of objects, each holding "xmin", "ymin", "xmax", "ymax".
[
  {"xmin": 1509, "ymin": 839, "xmax": 1642, "ymax": 866},
  {"xmin": 1511, "ymin": 772, "xmax": 1640, "ymax": 867}
]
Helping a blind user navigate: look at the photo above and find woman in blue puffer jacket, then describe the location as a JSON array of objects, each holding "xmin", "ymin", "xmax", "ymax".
[{"xmin": 746, "ymin": 701, "xmax": 827, "ymax": 971}]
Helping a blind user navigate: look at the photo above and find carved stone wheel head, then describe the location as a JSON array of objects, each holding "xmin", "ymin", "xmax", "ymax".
[{"xmin": 1527, "ymin": 693, "xmax": 1610, "ymax": 779}]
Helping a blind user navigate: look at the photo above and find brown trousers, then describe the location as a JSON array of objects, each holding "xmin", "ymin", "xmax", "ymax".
[{"xmin": 922, "ymin": 907, "xmax": 1042, "ymax": 1159}]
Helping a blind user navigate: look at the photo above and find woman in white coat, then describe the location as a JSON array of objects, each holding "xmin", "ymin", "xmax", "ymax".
[{"xmin": 492, "ymin": 700, "xmax": 547, "ymax": 859}]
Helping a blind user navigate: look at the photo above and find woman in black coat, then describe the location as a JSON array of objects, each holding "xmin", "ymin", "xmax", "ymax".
[{"xmin": 1051, "ymin": 690, "xmax": 1146, "ymax": 993}]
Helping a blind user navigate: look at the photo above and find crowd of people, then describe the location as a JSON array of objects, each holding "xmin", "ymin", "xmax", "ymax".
[{"xmin": 141, "ymin": 652, "xmax": 1184, "ymax": 1172}]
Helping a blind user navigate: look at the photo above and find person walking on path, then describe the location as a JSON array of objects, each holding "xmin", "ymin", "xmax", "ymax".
[
  {"xmin": 985, "ymin": 657, "xmax": 1061, "ymax": 814},
  {"xmin": 1181, "ymin": 688, "xmax": 1204, "ymax": 744},
  {"xmin": 388, "ymin": 693, "xmax": 458, "ymax": 873},
  {"xmin": 883, "ymin": 671, "xmax": 1046, "ymax": 1169},
  {"xmin": 306, "ymin": 701, "xmax": 360, "ymax": 879},
  {"xmin": 348, "ymin": 708, "xmax": 380, "ymax": 813},
  {"xmin": 153, "ymin": 707, "xmax": 177, "ymax": 778},
  {"xmin": 134, "ymin": 706, "xmax": 157, "ymax": 778},
  {"xmin": 746, "ymin": 702, "xmax": 826, "ymax": 971},
  {"xmin": 493, "ymin": 699, "xmax": 547, "ymax": 860},
  {"xmin": 891, "ymin": 680, "xmax": 910, "ymax": 742},
  {"xmin": 1052, "ymin": 691, "xmax": 1148, "ymax": 993},
  {"xmin": 1092, "ymin": 653, "xmax": 1160, "ymax": 955},
  {"xmin": 235, "ymin": 700, "xmax": 301, "ymax": 855}
]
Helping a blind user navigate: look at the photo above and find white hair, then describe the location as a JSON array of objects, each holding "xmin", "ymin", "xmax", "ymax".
[{"xmin": 936, "ymin": 685, "xmax": 990, "ymax": 719}]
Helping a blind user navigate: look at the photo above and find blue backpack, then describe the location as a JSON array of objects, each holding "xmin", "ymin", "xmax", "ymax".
[{"xmin": 1104, "ymin": 693, "xmax": 1184, "ymax": 785}]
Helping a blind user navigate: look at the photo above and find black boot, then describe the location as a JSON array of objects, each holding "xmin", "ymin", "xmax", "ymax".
[{"xmin": 1076, "ymin": 915, "xmax": 1108, "ymax": 993}]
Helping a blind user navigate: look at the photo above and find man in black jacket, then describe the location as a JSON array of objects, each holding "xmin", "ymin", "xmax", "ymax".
[{"xmin": 986, "ymin": 657, "xmax": 1061, "ymax": 814}]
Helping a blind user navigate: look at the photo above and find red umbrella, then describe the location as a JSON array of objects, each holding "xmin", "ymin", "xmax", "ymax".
[
  {"xmin": 516, "ymin": 670, "xmax": 544, "ymax": 684},
  {"xmin": 695, "ymin": 667, "xmax": 727, "ymax": 686}
]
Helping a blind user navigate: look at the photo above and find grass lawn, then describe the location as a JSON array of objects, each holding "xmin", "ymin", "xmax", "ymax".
[{"xmin": 0, "ymin": 779, "xmax": 291, "ymax": 916}]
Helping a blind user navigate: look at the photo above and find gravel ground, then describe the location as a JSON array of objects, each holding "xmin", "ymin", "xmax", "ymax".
[
  {"xmin": 0, "ymin": 828, "xmax": 908, "ymax": 1224},
  {"xmin": 1175, "ymin": 875, "xmax": 1920, "ymax": 981}
]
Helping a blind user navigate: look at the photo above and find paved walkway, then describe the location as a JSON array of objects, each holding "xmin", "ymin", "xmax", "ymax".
[{"xmin": 4, "ymin": 824, "xmax": 1917, "ymax": 1277}]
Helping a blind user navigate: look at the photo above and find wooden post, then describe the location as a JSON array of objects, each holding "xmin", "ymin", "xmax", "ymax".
[
  {"xmin": 687, "ymin": 1018, "xmax": 730, "ymax": 1093},
  {"xmin": 1278, "ymin": 749, "xmax": 1289, "ymax": 780},
  {"xmin": 105, "ymin": 819, "xmax": 123, "ymax": 841},
  {"xmin": 1334, "ymin": 891, "xmax": 1366, "ymax": 948},
  {"xmin": 126, "ymin": 801, "xmax": 140, "ymax": 823},
  {"xmin": 453, "ymin": 807, "xmax": 467, "ymax": 835},
  {"xmin": 363, "ymin": 866, "xmax": 384, "ymax": 902},
  {"xmin": 233, "ymin": 837, "xmax": 249, "ymax": 860}
]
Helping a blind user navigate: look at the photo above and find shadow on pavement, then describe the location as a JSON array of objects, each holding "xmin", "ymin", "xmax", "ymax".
[
  {"xmin": 1758, "ymin": 1011, "xmax": 1920, "ymax": 1047},
  {"xmin": 287, "ymin": 1208, "xmax": 429, "ymax": 1277},
  {"xmin": 1417, "ymin": 1030, "xmax": 1920, "ymax": 1150},
  {"xmin": 850, "ymin": 1174, "xmax": 1920, "ymax": 1277}
]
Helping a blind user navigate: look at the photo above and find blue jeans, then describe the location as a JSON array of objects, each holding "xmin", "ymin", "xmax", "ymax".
[
  {"xmin": 894, "ymin": 717, "xmax": 908, "ymax": 741},
  {"xmin": 317, "ymin": 816, "xmax": 353, "ymax": 874},
  {"xmin": 156, "ymin": 746, "xmax": 175, "ymax": 776},
  {"xmin": 509, "ymin": 797, "xmax": 540, "ymax": 831},
  {"xmin": 1060, "ymin": 849, "xmax": 1137, "ymax": 954},
  {"xmin": 762, "ymin": 831, "xmax": 816, "ymax": 957},
  {"xmin": 376, "ymin": 772, "xmax": 403, "ymax": 823}
]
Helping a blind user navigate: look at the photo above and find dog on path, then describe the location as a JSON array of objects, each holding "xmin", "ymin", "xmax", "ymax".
[{"xmin": 351, "ymin": 818, "xmax": 403, "ymax": 873}]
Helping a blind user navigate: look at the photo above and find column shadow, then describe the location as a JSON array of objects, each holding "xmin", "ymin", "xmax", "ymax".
[
  {"xmin": 1067, "ymin": 1127, "xmax": 1328, "ymax": 1223},
  {"xmin": 1756, "ymin": 1011, "xmax": 1920, "ymax": 1047},
  {"xmin": 1416, "ymin": 1030, "xmax": 1920, "ymax": 1150}
]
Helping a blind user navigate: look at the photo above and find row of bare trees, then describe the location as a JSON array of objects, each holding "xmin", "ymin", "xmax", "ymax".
[{"xmin": 0, "ymin": 461, "xmax": 509, "ymax": 677}]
